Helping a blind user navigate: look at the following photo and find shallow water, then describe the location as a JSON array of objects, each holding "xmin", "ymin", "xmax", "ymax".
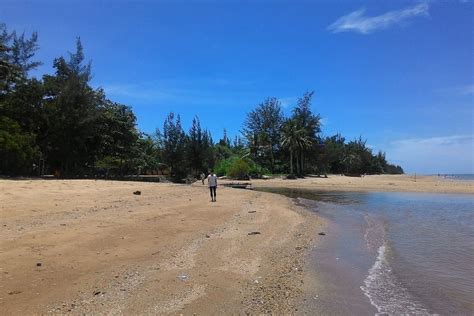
[{"xmin": 256, "ymin": 188, "xmax": 474, "ymax": 315}]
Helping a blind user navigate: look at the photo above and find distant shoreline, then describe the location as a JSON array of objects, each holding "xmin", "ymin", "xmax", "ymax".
[{"xmin": 240, "ymin": 174, "xmax": 474, "ymax": 195}]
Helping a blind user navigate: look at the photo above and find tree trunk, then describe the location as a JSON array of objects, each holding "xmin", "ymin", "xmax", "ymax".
[
  {"xmin": 301, "ymin": 152, "xmax": 304, "ymax": 175},
  {"xmin": 270, "ymin": 144, "xmax": 275, "ymax": 173},
  {"xmin": 296, "ymin": 150, "xmax": 300, "ymax": 175},
  {"xmin": 289, "ymin": 150, "xmax": 293, "ymax": 174}
]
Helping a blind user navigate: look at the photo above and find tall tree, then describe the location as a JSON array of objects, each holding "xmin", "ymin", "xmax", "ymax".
[
  {"xmin": 291, "ymin": 91, "xmax": 321, "ymax": 174},
  {"xmin": 42, "ymin": 38, "xmax": 101, "ymax": 175},
  {"xmin": 243, "ymin": 97, "xmax": 284, "ymax": 173},
  {"xmin": 281, "ymin": 118, "xmax": 311, "ymax": 175},
  {"xmin": 161, "ymin": 112, "xmax": 187, "ymax": 177},
  {"xmin": 99, "ymin": 100, "xmax": 139, "ymax": 175},
  {"xmin": 186, "ymin": 116, "xmax": 207, "ymax": 175},
  {"xmin": 0, "ymin": 23, "xmax": 43, "ymax": 175}
]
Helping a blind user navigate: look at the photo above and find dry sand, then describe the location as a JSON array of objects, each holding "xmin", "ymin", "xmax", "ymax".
[
  {"xmin": 248, "ymin": 174, "xmax": 474, "ymax": 194},
  {"xmin": 0, "ymin": 179, "xmax": 322, "ymax": 315}
]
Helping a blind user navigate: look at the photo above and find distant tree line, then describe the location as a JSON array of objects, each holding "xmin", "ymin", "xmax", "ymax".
[{"xmin": 0, "ymin": 23, "xmax": 403, "ymax": 179}]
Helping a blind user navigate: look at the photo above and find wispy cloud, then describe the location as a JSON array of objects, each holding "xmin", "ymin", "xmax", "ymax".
[
  {"xmin": 99, "ymin": 80, "xmax": 261, "ymax": 107},
  {"xmin": 102, "ymin": 83, "xmax": 173, "ymax": 102},
  {"xmin": 438, "ymin": 84, "xmax": 474, "ymax": 97},
  {"xmin": 455, "ymin": 84, "xmax": 474, "ymax": 96},
  {"xmin": 328, "ymin": 2, "xmax": 429, "ymax": 34},
  {"xmin": 320, "ymin": 117, "xmax": 329, "ymax": 126},
  {"xmin": 387, "ymin": 135, "xmax": 474, "ymax": 174}
]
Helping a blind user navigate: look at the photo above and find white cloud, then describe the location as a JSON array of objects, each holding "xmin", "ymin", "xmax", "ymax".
[
  {"xmin": 386, "ymin": 135, "xmax": 474, "ymax": 174},
  {"xmin": 328, "ymin": 2, "xmax": 429, "ymax": 34}
]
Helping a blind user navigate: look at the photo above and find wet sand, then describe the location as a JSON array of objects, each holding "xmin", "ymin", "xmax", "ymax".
[{"xmin": 0, "ymin": 179, "xmax": 322, "ymax": 314}]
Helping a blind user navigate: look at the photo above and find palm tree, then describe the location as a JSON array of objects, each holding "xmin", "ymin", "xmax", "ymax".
[{"xmin": 281, "ymin": 119, "xmax": 312, "ymax": 175}]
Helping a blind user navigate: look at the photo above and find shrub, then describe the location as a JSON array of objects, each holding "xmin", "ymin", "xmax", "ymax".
[
  {"xmin": 247, "ymin": 160, "xmax": 270, "ymax": 178},
  {"xmin": 228, "ymin": 159, "xmax": 250, "ymax": 179},
  {"xmin": 214, "ymin": 156, "xmax": 238, "ymax": 176}
]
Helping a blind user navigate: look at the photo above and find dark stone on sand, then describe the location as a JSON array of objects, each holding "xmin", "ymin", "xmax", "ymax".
[
  {"xmin": 133, "ymin": 191, "xmax": 141, "ymax": 195},
  {"xmin": 318, "ymin": 232, "xmax": 326, "ymax": 236},
  {"xmin": 205, "ymin": 234, "xmax": 210, "ymax": 238},
  {"xmin": 248, "ymin": 231, "xmax": 261, "ymax": 235},
  {"xmin": 248, "ymin": 211, "xmax": 256, "ymax": 213},
  {"xmin": 8, "ymin": 290, "xmax": 22, "ymax": 295},
  {"xmin": 36, "ymin": 262, "xmax": 42, "ymax": 267},
  {"xmin": 93, "ymin": 290, "xmax": 101, "ymax": 296}
]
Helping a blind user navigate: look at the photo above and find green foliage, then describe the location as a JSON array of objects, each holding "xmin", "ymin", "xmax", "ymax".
[
  {"xmin": 186, "ymin": 116, "xmax": 214, "ymax": 175},
  {"xmin": 247, "ymin": 159, "xmax": 270, "ymax": 178},
  {"xmin": 214, "ymin": 156, "xmax": 238, "ymax": 176},
  {"xmin": 99, "ymin": 101, "xmax": 139, "ymax": 175},
  {"xmin": 0, "ymin": 116, "xmax": 37, "ymax": 174},
  {"xmin": 160, "ymin": 112, "xmax": 187, "ymax": 177},
  {"xmin": 281, "ymin": 118, "xmax": 312, "ymax": 175},
  {"xmin": 228, "ymin": 158, "xmax": 250, "ymax": 179},
  {"xmin": 243, "ymin": 97, "xmax": 284, "ymax": 173}
]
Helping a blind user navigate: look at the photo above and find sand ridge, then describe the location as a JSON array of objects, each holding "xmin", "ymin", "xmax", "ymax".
[{"xmin": 247, "ymin": 174, "xmax": 474, "ymax": 194}]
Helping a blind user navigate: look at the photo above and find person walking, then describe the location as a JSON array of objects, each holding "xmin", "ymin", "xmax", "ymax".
[
  {"xmin": 207, "ymin": 170, "xmax": 218, "ymax": 202},
  {"xmin": 200, "ymin": 172, "xmax": 206, "ymax": 185}
]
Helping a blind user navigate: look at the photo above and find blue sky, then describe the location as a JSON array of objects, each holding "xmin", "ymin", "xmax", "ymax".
[{"xmin": 2, "ymin": 0, "xmax": 473, "ymax": 174}]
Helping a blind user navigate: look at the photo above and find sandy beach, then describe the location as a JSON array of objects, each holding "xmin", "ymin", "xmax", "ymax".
[
  {"xmin": 1, "ymin": 175, "xmax": 472, "ymax": 314},
  {"xmin": 0, "ymin": 179, "xmax": 322, "ymax": 314}
]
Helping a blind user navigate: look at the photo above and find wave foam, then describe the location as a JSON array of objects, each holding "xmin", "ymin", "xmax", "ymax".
[{"xmin": 361, "ymin": 243, "xmax": 433, "ymax": 315}]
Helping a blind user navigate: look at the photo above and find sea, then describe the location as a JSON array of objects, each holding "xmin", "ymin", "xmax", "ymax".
[
  {"xmin": 256, "ymin": 188, "xmax": 474, "ymax": 315},
  {"xmin": 436, "ymin": 174, "xmax": 474, "ymax": 181}
]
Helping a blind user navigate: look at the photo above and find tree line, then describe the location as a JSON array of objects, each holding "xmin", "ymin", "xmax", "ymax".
[{"xmin": 0, "ymin": 23, "xmax": 403, "ymax": 179}]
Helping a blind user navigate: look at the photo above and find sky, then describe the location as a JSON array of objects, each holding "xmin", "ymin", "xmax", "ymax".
[{"xmin": 1, "ymin": 0, "xmax": 473, "ymax": 174}]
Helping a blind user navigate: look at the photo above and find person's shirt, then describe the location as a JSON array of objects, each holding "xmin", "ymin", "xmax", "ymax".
[{"xmin": 207, "ymin": 174, "xmax": 217, "ymax": 187}]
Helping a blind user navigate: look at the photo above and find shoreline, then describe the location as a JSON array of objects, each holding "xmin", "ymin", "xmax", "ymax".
[
  {"xmin": 247, "ymin": 174, "xmax": 474, "ymax": 195},
  {"xmin": 0, "ymin": 179, "xmax": 324, "ymax": 314}
]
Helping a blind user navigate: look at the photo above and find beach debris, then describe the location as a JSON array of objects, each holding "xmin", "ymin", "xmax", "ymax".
[
  {"xmin": 133, "ymin": 190, "xmax": 141, "ymax": 195},
  {"xmin": 177, "ymin": 274, "xmax": 189, "ymax": 281},
  {"xmin": 36, "ymin": 262, "xmax": 42, "ymax": 267},
  {"xmin": 318, "ymin": 232, "xmax": 326, "ymax": 236},
  {"xmin": 248, "ymin": 231, "xmax": 261, "ymax": 235},
  {"xmin": 254, "ymin": 276, "xmax": 263, "ymax": 284},
  {"xmin": 248, "ymin": 210, "xmax": 256, "ymax": 213},
  {"xmin": 205, "ymin": 234, "xmax": 211, "ymax": 238},
  {"xmin": 8, "ymin": 290, "xmax": 22, "ymax": 295},
  {"xmin": 93, "ymin": 290, "xmax": 102, "ymax": 296}
]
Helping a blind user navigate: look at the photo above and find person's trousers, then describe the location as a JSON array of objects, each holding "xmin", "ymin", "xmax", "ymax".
[{"xmin": 209, "ymin": 186, "xmax": 217, "ymax": 200}]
